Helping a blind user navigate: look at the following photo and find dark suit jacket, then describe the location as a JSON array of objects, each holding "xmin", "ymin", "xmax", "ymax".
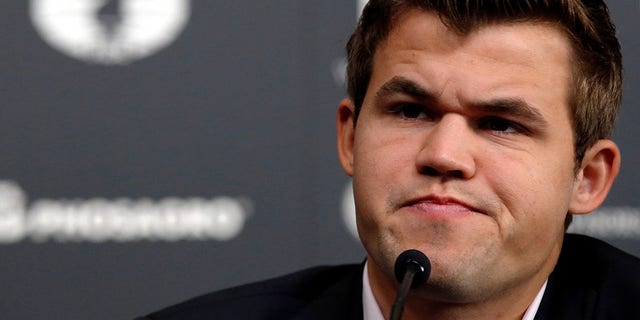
[{"xmin": 137, "ymin": 234, "xmax": 640, "ymax": 319}]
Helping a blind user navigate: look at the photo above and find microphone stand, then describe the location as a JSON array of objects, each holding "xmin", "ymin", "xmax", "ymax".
[{"xmin": 389, "ymin": 263, "xmax": 420, "ymax": 320}]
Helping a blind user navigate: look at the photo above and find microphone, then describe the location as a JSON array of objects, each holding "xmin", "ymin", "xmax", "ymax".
[{"xmin": 389, "ymin": 249, "xmax": 431, "ymax": 320}]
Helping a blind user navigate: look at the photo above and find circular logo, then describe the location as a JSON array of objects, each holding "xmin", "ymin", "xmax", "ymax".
[
  {"xmin": 30, "ymin": 0, "xmax": 191, "ymax": 65},
  {"xmin": 358, "ymin": 0, "xmax": 368, "ymax": 17},
  {"xmin": 341, "ymin": 180, "xmax": 359, "ymax": 239}
]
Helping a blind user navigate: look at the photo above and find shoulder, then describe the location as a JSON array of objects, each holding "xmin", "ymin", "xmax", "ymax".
[
  {"xmin": 538, "ymin": 233, "xmax": 640, "ymax": 319},
  {"xmin": 560, "ymin": 233, "xmax": 640, "ymax": 282},
  {"xmin": 138, "ymin": 264, "xmax": 363, "ymax": 320}
]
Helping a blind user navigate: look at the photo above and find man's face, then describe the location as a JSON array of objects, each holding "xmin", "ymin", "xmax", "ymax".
[{"xmin": 340, "ymin": 10, "xmax": 579, "ymax": 302}]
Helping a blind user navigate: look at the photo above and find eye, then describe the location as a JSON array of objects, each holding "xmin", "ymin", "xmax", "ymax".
[
  {"xmin": 478, "ymin": 117, "xmax": 524, "ymax": 134},
  {"xmin": 390, "ymin": 103, "xmax": 429, "ymax": 120}
]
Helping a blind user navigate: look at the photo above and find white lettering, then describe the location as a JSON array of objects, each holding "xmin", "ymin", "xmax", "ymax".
[
  {"xmin": 0, "ymin": 180, "xmax": 251, "ymax": 244},
  {"xmin": 570, "ymin": 208, "xmax": 640, "ymax": 238}
]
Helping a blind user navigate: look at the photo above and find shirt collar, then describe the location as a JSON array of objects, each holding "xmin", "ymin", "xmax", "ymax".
[
  {"xmin": 362, "ymin": 261, "xmax": 548, "ymax": 320},
  {"xmin": 362, "ymin": 262, "xmax": 385, "ymax": 320}
]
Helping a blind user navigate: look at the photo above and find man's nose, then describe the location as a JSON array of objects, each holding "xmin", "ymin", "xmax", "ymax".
[{"xmin": 415, "ymin": 114, "xmax": 477, "ymax": 179}]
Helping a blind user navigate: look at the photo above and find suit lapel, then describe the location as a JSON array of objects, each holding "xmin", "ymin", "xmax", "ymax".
[
  {"xmin": 293, "ymin": 263, "xmax": 364, "ymax": 320},
  {"xmin": 534, "ymin": 234, "xmax": 599, "ymax": 320}
]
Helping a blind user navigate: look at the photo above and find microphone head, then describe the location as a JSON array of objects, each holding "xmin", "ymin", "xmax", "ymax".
[{"xmin": 394, "ymin": 249, "xmax": 431, "ymax": 288}]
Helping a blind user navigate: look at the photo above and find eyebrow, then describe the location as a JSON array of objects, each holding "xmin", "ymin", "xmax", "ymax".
[
  {"xmin": 375, "ymin": 76, "xmax": 548, "ymax": 127},
  {"xmin": 473, "ymin": 98, "xmax": 548, "ymax": 127},
  {"xmin": 375, "ymin": 76, "xmax": 435, "ymax": 101}
]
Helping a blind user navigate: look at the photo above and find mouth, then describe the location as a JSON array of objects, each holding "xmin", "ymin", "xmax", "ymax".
[{"xmin": 401, "ymin": 195, "xmax": 484, "ymax": 218}]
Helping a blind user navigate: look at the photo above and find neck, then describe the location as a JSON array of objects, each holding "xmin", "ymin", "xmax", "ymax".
[{"xmin": 367, "ymin": 255, "xmax": 555, "ymax": 320}]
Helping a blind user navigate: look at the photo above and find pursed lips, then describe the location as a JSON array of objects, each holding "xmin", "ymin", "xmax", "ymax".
[{"xmin": 401, "ymin": 195, "xmax": 484, "ymax": 217}]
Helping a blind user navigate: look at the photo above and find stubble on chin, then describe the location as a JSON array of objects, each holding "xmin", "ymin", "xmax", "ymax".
[{"xmin": 369, "ymin": 213, "xmax": 506, "ymax": 303}]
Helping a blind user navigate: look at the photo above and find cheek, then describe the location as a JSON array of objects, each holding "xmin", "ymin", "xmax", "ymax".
[
  {"xmin": 352, "ymin": 129, "xmax": 418, "ymax": 227},
  {"xmin": 353, "ymin": 129, "xmax": 417, "ymax": 187},
  {"xmin": 486, "ymin": 148, "xmax": 574, "ymax": 236}
]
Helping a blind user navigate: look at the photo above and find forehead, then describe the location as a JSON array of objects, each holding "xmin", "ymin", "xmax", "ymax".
[
  {"xmin": 368, "ymin": 9, "xmax": 573, "ymax": 115},
  {"xmin": 379, "ymin": 9, "xmax": 573, "ymax": 70}
]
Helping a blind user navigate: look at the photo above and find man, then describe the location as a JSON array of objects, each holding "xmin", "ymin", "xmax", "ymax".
[{"xmin": 138, "ymin": 1, "xmax": 639, "ymax": 319}]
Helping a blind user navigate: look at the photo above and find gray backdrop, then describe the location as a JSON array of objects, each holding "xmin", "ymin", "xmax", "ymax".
[{"xmin": 0, "ymin": 1, "xmax": 638, "ymax": 319}]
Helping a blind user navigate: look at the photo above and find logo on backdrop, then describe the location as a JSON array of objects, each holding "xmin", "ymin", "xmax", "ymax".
[
  {"xmin": 30, "ymin": 0, "xmax": 191, "ymax": 65},
  {"xmin": 332, "ymin": 0, "xmax": 369, "ymax": 87},
  {"xmin": 341, "ymin": 181, "xmax": 358, "ymax": 239},
  {"xmin": 357, "ymin": 0, "xmax": 367, "ymax": 15},
  {"xmin": 0, "ymin": 180, "xmax": 251, "ymax": 243}
]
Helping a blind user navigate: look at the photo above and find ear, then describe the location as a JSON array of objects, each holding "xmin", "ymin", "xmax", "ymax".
[
  {"xmin": 337, "ymin": 99, "xmax": 356, "ymax": 176},
  {"xmin": 569, "ymin": 139, "xmax": 621, "ymax": 214}
]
